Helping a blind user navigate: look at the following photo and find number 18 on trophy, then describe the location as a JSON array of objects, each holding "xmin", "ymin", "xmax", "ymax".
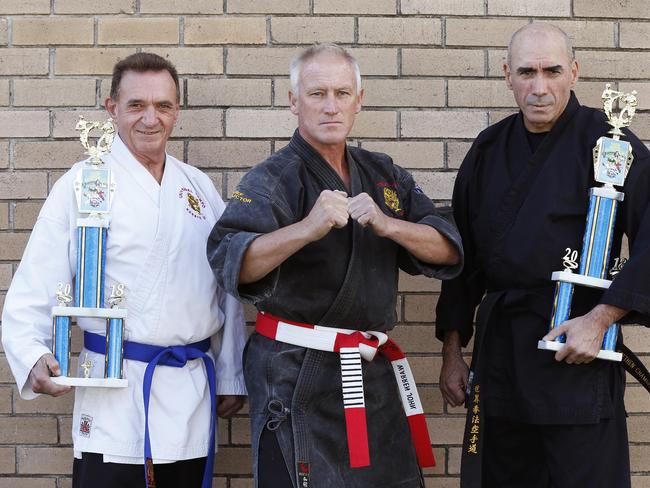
[
  {"xmin": 538, "ymin": 84, "xmax": 638, "ymax": 362},
  {"xmin": 51, "ymin": 116, "xmax": 128, "ymax": 387}
]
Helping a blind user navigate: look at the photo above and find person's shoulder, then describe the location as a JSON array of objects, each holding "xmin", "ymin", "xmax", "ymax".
[
  {"xmin": 577, "ymin": 103, "xmax": 649, "ymax": 159},
  {"xmin": 475, "ymin": 113, "xmax": 517, "ymax": 146},
  {"xmin": 48, "ymin": 160, "xmax": 86, "ymax": 196},
  {"xmin": 168, "ymin": 155, "xmax": 217, "ymax": 189},
  {"xmin": 239, "ymin": 146, "xmax": 304, "ymax": 195},
  {"xmin": 349, "ymin": 146, "xmax": 393, "ymax": 165}
]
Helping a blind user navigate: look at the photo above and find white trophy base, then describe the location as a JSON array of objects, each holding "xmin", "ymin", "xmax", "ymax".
[
  {"xmin": 52, "ymin": 306, "xmax": 127, "ymax": 319},
  {"xmin": 52, "ymin": 377, "xmax": 128, "ymax": 388},
  {"xmin": 551, "ymin": 271, "xmax": 611, "ymax": 290},
  {"xmin": 537, "ymin": 340, "xmax": 622, "ymax": 362}
]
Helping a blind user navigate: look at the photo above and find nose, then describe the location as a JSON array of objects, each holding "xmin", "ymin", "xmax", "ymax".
[
  {"xmin": 323, "ymin": 92, "xmax": 339, "ymax": 115},
  {"xmin": 531, "ymin": 74, "xmax": 548, "ymax": 97},
  {"xmin": 141, "ymin": 105, "xmax": 158, "ymax": 125}
]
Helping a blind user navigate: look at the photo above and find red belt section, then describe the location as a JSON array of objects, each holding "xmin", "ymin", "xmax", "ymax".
[{"xmin": 255, "ymin": 311, "xmax": 436, "ymax": 469}]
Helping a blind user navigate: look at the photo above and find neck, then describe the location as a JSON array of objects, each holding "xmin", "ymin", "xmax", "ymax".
[
  {"xmin": 135, "ymin": 154, "xmax": 165, "ymax": 184},
  {"xmin": 299, "ymin": 130, "xmax": 350, "ymax": 188}
]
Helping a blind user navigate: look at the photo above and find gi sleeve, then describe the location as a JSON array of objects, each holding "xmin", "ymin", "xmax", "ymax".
[
  {"xmin": 207, "ymin": 170, "xmax": 294, "ymax": 304},
  {"xmin": 1, "ymin": 176, "xmax": 75, "ymax": 399},
  {"xmin": 435, "ymin": 144, "xmax": 486, "ymax": 346},
  {"xmin": 210, "ymin": 288, "xmax": 248, "ymax": 395},
  {"xmin": 600, "ymin": 149, "xmax": 650, "ymax": 325},
  {"xmin": 394, "ymin": 165, "xmax": 464, "ymax": 280}
]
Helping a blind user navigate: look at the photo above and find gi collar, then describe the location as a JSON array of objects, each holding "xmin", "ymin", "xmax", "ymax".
[{"xmin": 288, "ymin": 129, "xmax": 350, "ymax": 192}]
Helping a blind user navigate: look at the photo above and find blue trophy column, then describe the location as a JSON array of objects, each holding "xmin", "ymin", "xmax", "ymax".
[
  {"xmin": 580, "ymin": 190, "xmax": 620, "ymax": 353},
  {"xmin": 53, "ymin": 316, "xmax": 72, "ymax": 376},
  {"xmin": 106, "ymin": 318, "xmax": 125, "ymax": 379},
  {"xmin": 75, "ymin": 222, "xmax": 108, "ymax": 309},
  {"xmin": 549, "ymin": 282, "xmax": 574, "ymax": 344}
]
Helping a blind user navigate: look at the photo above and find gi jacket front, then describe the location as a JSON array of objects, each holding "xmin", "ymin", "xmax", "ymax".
[
  {"xmin": 436, "ymin": 93, "xmax": 650, "ymax": 424},
  {"xmin": 210, "ymin": 130, "xmax": 462, "ymax": 330},
  {"xmin": 2, "ymin": 136, "xmax": 247, "ymax": 462}
]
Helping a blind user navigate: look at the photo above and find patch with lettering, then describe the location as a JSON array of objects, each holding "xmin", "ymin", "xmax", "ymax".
[
  {"xmin": 178, "ymin": 187, "xmax": 206, "ymax": 220},
  {"xmin": 232, "ymin": 190, "xmax": 252, "ymax": 204},
  {"xmin": 79, "ymin": 414, "xmax": 93, "ymax": 438}
]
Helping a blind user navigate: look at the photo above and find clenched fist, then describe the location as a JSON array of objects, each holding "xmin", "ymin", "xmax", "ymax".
[
  {"xmin": 302, "ymin": 190, "xmax": 350, "ymax": 241},
  {"xmin": 347, "ymin": 192, "xmax": 390, "ymax": 236}
]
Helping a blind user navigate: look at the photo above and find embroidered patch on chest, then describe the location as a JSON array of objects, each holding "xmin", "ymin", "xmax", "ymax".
[
  {"xmin": 178, "ymin": 187, "xmax": 206, "ymax": 220},
  {"xmin": 79, "ymin": 414, "xmax": 93, "ymax": 438},
  {"xmin": 383, "ymin": 187, "xmax": 402, "ymax": 214}
]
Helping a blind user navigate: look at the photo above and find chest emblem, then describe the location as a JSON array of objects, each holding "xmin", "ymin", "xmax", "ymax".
[
  {"xmin": 178, "ymin": 187, "xmax": 206, "ymax": 220},
  {"xmin": 383, "ymin": 187, "xmax": 402, "ymax": 214}
]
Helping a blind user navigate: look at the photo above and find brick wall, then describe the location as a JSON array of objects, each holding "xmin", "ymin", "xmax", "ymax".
[{"xmin": 1, "ymin": 1, "xmax": 649, "ymax": 487}]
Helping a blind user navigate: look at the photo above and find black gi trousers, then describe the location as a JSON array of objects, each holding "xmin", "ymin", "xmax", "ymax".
[
  {"xmin": 482, "ymin": 415, "xmax": 631, "ymax": 488},
  {"xmin": 72, "ymin": 452, "xmax": 206, "ymax": 488}
]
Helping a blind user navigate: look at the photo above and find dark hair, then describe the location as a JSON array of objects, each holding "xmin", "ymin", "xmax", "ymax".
[{"xmin": 109, "ymin": 52, "xmax": 180, "ymax": 102}]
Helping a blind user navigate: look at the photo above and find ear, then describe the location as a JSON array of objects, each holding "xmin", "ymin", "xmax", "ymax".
[
  {"xmin": 355, "ymin": 88, "xmax": 365, "ymax": 114},
  {"xmin": 503, "ymin": 63, "xmax": 513, "ymax": 90},
  {"xmin": 289, "ymin": 90, "xmax": 299, "ymax": 116},
  {"xmin": 569, "ymin": 60, "xmax": 579, "ymax": 89},
  {"xmin": 104, "ymin": 97, "xmax": 117, "ymax": 119}
]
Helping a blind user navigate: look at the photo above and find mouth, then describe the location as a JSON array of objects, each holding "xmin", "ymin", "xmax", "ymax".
[
  {"xmin": 320, "ymin": 121, "xmax": 343, "ymax": 126},
  {"xmin": 136, "ymin": 129, "xmax": 162, "ymax": 135}
]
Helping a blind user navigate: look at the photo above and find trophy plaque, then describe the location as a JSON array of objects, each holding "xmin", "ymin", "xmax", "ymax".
[
  {"xmin": 538, "ymin": 84, "xmax": 638, "ymax": 362},
  {"xmin": 51, "ymin": 116, "xmax": 128, "ymax": 387}
]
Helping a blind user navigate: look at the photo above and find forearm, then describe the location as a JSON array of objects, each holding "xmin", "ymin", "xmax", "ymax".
[
  {"xmin": 381, "ymin": 218, "xmax": 459, "ymax": 265},
  {"xmin": 589, "ymin": 303, "xmax": 628, "ymax": 331},
  {"xmin": 442, "ymin": 330, "xmax": 463, "ymax": 358},
  {"xmin": 239, "ymin": 220, "xmax": 314, "ymax": 284}
]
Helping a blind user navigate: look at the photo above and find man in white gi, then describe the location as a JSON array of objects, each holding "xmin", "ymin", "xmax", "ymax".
[{"xmin": 1, "ymin": 52, "xmax": 247, "ymax": 488}]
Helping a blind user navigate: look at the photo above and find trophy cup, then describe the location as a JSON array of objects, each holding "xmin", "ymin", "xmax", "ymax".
[
  {"xmin": 538, "ymin": 84, "xmax": 638, "ymax": 362},
  {"xmin": 51, "ymin": 116, "xmax": 128, "ymax": 387}
]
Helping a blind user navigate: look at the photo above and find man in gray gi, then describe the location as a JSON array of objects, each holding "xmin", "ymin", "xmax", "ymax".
[{"xmin": 208, "ymin": 43, "xmax": 463, "ymax": 487}]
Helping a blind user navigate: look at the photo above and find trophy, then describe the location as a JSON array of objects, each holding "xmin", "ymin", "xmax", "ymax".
[
  {"xmin": 538, "ymin": 84, "xmax": 638, "ymax": 362},
  {"xmin": 51, "ymin": 116, "xmax": 128, "ymax": 387}
]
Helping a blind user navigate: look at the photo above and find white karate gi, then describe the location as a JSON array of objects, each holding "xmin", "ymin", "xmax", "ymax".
[{"xmin": 1, "ymin": 136, "xmax": 247, "ymax": 463}]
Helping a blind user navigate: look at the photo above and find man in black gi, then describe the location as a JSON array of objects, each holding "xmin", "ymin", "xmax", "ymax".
[
  {"xmin": 437, "ymin": 23, "xmax": 650, "ymax": 487},
  {"xmin": 208, "ymin": 44, "xmax": 463, "ymax": 487}
]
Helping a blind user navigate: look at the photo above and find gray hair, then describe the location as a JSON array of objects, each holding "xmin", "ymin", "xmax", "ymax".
[
  {"xmin": 507, "ymin": 23, "xmax": 575, "ymax": 68},
  {"xmin": 289, "ymin": 43, "xmax": 361, "ymax": 95}
]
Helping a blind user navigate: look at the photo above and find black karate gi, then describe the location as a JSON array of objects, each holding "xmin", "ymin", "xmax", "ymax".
[
  {"xmin": 436, "ymin": 93, "xmax": 650, "ymax": 487},
  {"xmin": 208, "ymin": 130, "xmax": 463, "ymax": 488}
]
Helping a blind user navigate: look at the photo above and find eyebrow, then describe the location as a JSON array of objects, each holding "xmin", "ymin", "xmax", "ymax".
[
  {"xmin": 126, "ymin": 98, "xmax": 175, "ymax": 105},
  {"xmin": 516, "ymin": 65, "xmax": 564, "ymax": 75}
]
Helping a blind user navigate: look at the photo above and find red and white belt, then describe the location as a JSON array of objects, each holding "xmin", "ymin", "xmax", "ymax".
[{"xmin": 255, "ymin": 311, "xmax": 436, "ymax": 469}]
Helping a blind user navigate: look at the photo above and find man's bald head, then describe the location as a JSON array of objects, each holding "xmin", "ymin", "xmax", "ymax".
[
  {"xmin": 503, "ymin": 22, "xmax": 579, "ymax": 133},
  {"xmin": 507, "ymin": 23, "xmax": 575, "ymax": 68}
]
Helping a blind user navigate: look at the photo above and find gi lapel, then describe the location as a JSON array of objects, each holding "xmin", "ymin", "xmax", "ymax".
[
  {"xmin": 288, "ymin": 131, "xmax": 367, "ymax": 326},
  {"xmin": 489, "ymin": 93, "xmax": 581, "ymax": 264},
  {"xmin": 125, "ymin": 157, "xmax": 174, "ymax": 333},
  {"xmin": 318, "ymin": 149, "xmax": 364, "ymax": 326}
]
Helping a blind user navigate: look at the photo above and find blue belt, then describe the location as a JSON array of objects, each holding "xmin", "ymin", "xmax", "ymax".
[{"xmin": 84, "ymin": 331, "xmax": 216, "ymax": 488}]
